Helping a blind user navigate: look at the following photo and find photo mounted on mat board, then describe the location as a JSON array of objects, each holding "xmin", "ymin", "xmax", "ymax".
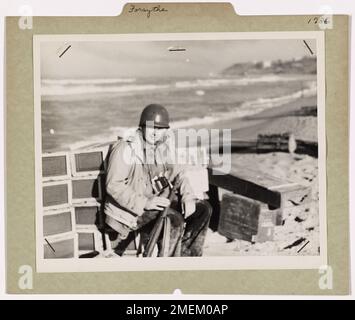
[{"xmin": 33, "ymin": 31, "xmax": 326, "ymax": 272}]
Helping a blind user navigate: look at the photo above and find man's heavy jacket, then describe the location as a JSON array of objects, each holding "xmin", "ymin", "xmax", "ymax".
[{"xmin": 104, "ymin": 129, "xmax": 195, "ymax": 237}]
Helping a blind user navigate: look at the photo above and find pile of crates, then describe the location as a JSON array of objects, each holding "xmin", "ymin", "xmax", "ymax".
[
  {"xmin": 210, "ymin": 166, "xmax": 312, "ymax": 243},
  {"xmin": 40, "ymin": 147, "xmax": 109, "ymax": 259}
]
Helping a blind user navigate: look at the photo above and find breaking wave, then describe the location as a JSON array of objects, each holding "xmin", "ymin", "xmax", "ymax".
[{"xmin": 66, "ymin": 81, "xmax": 317, "ymax": 150}]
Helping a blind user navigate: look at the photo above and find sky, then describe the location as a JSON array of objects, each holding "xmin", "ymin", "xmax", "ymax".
[{"xmin": 40, "ymin": 39, "xmax": 316, "ymax": 79}]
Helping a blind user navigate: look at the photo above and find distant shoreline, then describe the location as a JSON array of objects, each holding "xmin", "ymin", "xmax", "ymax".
[
  {"xmin": 64, "ymin": 94, "xmax": 318, "ymax": 152},
  {"xmin": 232, "ymin": 95, "xmax": 318, "ymax": 141},
  {"xmin": 191, "ymin": 95, "xmax": 317, "ymax": 142},
  {"xmin": 41, "ymin": 74, "xmax": 317, "ymax": 152}
]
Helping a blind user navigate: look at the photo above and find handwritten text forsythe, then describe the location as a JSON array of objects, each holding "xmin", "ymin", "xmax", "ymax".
[{"xmin": 128, "ymin": 5, "xmax": 168, "ymax": 19}]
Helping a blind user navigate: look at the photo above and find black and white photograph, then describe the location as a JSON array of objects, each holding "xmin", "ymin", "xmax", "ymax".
[{"xmin": 33, "ymin": 32, "xmax": 326, "ymax": 272}]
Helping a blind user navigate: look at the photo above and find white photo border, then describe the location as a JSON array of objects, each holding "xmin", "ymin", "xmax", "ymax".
[{"xmin": 33, "ymin": 32, "xmax": 327, "ymax": 272}]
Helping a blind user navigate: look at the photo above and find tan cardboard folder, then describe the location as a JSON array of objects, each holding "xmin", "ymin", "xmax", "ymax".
[{"xmin": 5, "ymin": 2, "xmax": 349, "ymax": 294}]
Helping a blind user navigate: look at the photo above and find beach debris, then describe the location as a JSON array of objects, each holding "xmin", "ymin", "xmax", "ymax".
[
  {"xmin": 195, "ymin": 90, "xmax": 205, "ymax": 96},
  {"xmin": 213, "ymin": 133, "xmax": 317, "ymax": 157},
  {"xmin": 288, "ymin": 133, "xmax": 297, "ymax": 154},
  {"xmin": 288, "ymin": 199, "xmax": 301, "ymax": 206},
  {"xmin": 203, "ymin": 151, "xmax": 319, "ymax": 256},
  {"xmin": 49, "ymin": 128, "xmax": 55, "ymax": 135},
  {"xmin": 283, "ymin": 237, "xmax": 306, "ymax": 250},
  {"xmin": 294, "ymin": 216, "xmax": 305, "ymax": 223},
  {"xmin": 288, "ymin": 194, "xmax": 309, "ymax": 207},
  {"xmin": 257, "ymin": 133, "xmax": 293, "ymax": 153},
  {"xmin": 292, "ymin": 106, "xmax": 317, "ymax": 117},
  {"xmin": 79, "ymin": 251, "xmax": 100, "ymax": 259}
]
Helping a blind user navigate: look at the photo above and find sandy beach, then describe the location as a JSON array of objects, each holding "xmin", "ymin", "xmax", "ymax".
[
  {"xmin": 72, "ymin": 93, "xmax": 320, "ymax": 257},
  {"xmin": 203, "ymin": 94, "xmax": 320, "ymax": 256},
  {"xmin": 40, "ymin": 73, "xmax": 320, "ymax": 257}
]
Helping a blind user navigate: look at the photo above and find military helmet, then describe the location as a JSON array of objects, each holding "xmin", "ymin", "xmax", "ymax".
[{"xmin": 139, "ymin": 104, "xmax": 170, "ymax": 128}]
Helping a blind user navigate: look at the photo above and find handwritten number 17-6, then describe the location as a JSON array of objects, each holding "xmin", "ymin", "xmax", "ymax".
[{"xmin": 308, "ymin": 17, "xmax": 330, "ymax": 25}]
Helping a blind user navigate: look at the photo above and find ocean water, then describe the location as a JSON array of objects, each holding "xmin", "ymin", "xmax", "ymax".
[{"xmin": 41, "ymin": 75, "xmax": 316, "ymax": 152}]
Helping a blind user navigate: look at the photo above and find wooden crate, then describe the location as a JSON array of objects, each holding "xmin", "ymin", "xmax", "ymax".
[
  {"xmin": 43, "ymin": 233, "xmax": 78, "ymax": 259},
  {"xmin": 209, "ymin": 166, "xmax": 312, "ymax": 226},
  {"xmin": 252, "ymin": 209, "xmax": 277, "ymax": 243},
  {"xmin": 71, "ymin": 176, "xmax": 103, "ymax": 204},
  {"xmin": 40, "ymin": 148, "xmax": 108, "ymax": 259},
  {"xmin": 76, "ymin": 227, "xmax": 104, "ymax": 257},
  {"xmin": 269, "ymin": 183, "xmax": 312, "ymax": 208},
  {"xmin": 256, "ymin": 133, "xmax": 291, "ymax": 153},
  {"xmin": 43, "ymin": 208, "xmax": 75, "ymax": 237},
  {"xmin": 42, "ymin": 180, "xmax": 72, "ymax": 210},
  {"xmin": 70, "ymin": 147, "xmax": 108, "ymax": 177},
  {"xmin": 218, "ymin": 192, "xmax": 281, "ymax": 243},
  {"xmin": 74, "ymin": 202, "xmax": 100, "ymax": 227},
  {"xmin": 208, "ymin": 166, "xmax": 283, "ymax": 208}
]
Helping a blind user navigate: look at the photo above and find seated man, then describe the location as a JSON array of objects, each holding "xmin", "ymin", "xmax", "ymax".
[{"xmin": 104, "ymin": 103, "xmax": 212, "ymax": 257}]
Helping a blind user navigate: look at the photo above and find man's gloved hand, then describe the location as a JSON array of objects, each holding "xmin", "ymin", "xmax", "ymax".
[
  {"xmin": 144, "ymin": 196, "xmax": 171, "ymax": 211},
  {"xmin": 183, "ymin": 200, "xmax": 196, "ymax": 218}
]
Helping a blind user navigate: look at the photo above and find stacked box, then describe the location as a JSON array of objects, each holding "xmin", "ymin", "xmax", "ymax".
[
  {"xmin": 40, "ymin": 148, "xmax": 108, "ymax": 259},
  {"xmin": 70, "ymin": 148, "xmax": 107, "ymax": 176},
  {"xmin": 42, "ymin": 180, "xmax": 72, "ymax": 210},
  {"xmin": 43, "ymin": 208, "xmax": 74, "ymax": 237},
  {"xmin": 42, "ymin": 153, "xmax": 70, "ymax": 181},
  {"xmin": 74, "ymin": 203, "xmax": 100, "ymax": 227},
  {"xmin": 218, "ymin": 192, "xmax": 281, "ymax": 243},
  {"xmin": 43, "ymin": 234, "xmax": 78, "ymax": 259},
  {"xmin": 72, "ymin": 176, "xmax": 102, "ymax": 204}
]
